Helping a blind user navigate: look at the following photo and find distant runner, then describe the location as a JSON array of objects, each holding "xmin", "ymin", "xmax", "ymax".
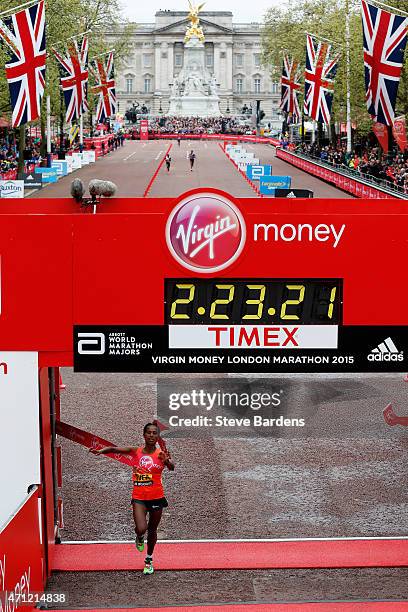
[
  {"xmin": 89, "ymin": 423, "xmax": 174, "ymax": 575},
  {"xmin": 189, "ymin": 150, "xmax": 196, "ymax": 171},
  {"xmin": 165, "ymin": 153, "xmax": 171, "ymax": 172}
]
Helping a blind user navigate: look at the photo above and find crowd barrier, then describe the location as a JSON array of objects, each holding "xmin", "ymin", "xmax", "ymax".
[
  {"xmin": 277, "ymin": 148, "xmax": 407, "ymax": 200},
  {"xmin": 84, "ymin": 134, "xmax": 113, "ymax": 157},
  {"xmin": 0, "ymin": 161, "xmax": 41, "ymax": 181},
  {"xmin": 127, "ymin": 132, "xmax": 280, "ymax": 146}
]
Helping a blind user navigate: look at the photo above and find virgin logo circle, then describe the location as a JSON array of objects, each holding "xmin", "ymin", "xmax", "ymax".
[
  {"xmin": 166, "ymin": 192, "xmax": 246, "ymax": 273},
  {"xmin": 140, "ymin": 455, "xmax": 154, "ymax": 469}
]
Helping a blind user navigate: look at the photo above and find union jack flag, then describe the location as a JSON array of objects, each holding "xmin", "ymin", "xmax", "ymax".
[
  {"xmin": 280, "ymin": 54, "xmax": 301, "ymax": 123},
  {"xmin": 0, "ymin": 1, "xmax": 46, "ymax": 127},
  {"xmin": 362, "ymin": 0, "xmax": 408, "ymax": 126},
  {"xmin": 91, "ymin": 51, "xmax": 116, "ymax": 122},
  {"xmin": 53, "ymin": 36, "xmax": 89, "ymax": 123},
  {"xmin": 304, "ymin": 34, "xmax": 339, "ymax": 124}
]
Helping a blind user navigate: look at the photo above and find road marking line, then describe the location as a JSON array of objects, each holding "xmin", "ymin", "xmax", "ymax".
[
  {"xmin": 155, "ymin": 150, "xmax": 163, "ymax": 160},
  {"xmin": 123, "ymin": 151, "xmax": 137, "ymax": 161}
]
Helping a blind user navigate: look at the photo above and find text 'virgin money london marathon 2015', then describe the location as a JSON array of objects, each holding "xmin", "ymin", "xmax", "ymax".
[{"xmin": 166, "ymin": 192, "xmax": 346, "ymax": 274}]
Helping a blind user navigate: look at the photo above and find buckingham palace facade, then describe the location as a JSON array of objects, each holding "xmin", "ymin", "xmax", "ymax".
[{"xmin": 113, "ymin": 11, "xmax": 281, "ymax": 120}]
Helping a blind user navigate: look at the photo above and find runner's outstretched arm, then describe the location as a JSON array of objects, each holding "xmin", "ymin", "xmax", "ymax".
[{"xmin": 89, "ymin": 446, "xmax": 134, "ymax": 455}]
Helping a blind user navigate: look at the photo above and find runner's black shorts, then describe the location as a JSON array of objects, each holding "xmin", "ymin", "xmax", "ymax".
[{"xmin": 131, "ymin": 497, "xmax": 168, "ymax": 511}]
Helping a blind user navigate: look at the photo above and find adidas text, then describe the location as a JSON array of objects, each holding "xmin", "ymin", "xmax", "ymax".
[{"xmin": 367, "ymin": 352, "xmax": 403, "ymax": 362}]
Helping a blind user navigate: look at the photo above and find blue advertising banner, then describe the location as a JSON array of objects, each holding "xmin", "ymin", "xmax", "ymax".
[
  {"xmin": 246, "ymin": 164, "xmax": 273, "ymax": 180},
  {"xmin": 260, "ymin": 176, "xmax": 292, "ymax": 195},
  {"xmin": 51, "ymin": 160, "xmax": 68, "ymax": 177},
  {"xmin": 35, "ymin": 167, "xmax": 58, "ymax": 183}
]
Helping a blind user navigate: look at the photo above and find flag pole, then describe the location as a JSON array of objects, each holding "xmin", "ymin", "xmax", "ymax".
[
  {"xmin": 52, "ymin": 30, "xmax": 91, "ymax": 51},
  {"xmin": 79, "ymin": 114, "xmax": 84, "ymax": 152},
  {"xmin": 345, "ymin": 0, "xmax": 352, "ymax": 153},
  {"xmin": 89, "ymin": 49, "xmax": 116, "ymax": 61},
  {"xmin": 46, "ymin": 94, "xmax": 52, "ymax": 166},
  {"xmin": 0, "ymin": 0, "xmax": 39, "ymax": 17},
  {"xmin": 369, "ymin": 0, "xmax": 408, "ymax": 17}
]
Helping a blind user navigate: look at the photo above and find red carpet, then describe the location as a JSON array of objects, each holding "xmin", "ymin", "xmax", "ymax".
[
  {"xmin": 52, "ymin": 540, "xmax": 408, "ymax": 571},
  {"xmin": 50, "ymin": 604, "xmax": 408, "ymax": 611}
]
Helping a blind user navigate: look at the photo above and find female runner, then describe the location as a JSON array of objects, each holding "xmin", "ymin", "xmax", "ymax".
[{"xmin": 89, "ymin": 422, "xmax": 174, "ymax": 574}]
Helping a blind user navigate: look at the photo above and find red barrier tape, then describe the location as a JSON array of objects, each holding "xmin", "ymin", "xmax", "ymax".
[
  {"xmin": 56, "ymin": 420, "xmax": 134, "ymax": 466},
  {"xmin": 56, "ymin": 419, "xmax": 171, "ymax": 464},
  {"xmin": 143, "ymin": 143, "xmax": 173, "ymax": 197}
]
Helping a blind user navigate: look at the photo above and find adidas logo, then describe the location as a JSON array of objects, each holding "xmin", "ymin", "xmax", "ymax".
[
  {"xmin": 286, "ymin": 191, "xmax": 296, "ymax": 198},
  {"xmin": 367, "ymin": 337, "xmax": 404, "ymax": 362}
]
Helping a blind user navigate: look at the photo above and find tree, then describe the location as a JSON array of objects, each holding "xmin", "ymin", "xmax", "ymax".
[
  {"xmin": 261, "ymin": 0, "xmax": 408, "ymax": 135},
  {"xmin": 0, "ymin": 0, "xmax": 135, "ymax": 163}
]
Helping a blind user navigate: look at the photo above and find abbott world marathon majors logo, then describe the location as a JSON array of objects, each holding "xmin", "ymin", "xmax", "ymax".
[{"xmin": 166, "ymin": 192, "xmax": 246, "ymax": 273}]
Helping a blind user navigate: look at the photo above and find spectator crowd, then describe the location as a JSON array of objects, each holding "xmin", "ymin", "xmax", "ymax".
[
  {"xmin": 0, "ymin": 137, "xmax": 20, "ymax": 174},
  {"xmin": 147, "ymin": 116, "xmax": 253, "ymax": 135},
  {"xmin": 296, "ymin": 142, "xmax": 408, "ymax": 193},
  {"xmin": 0, "ymin": 130, "xmax": 125, "ymax": 178}
]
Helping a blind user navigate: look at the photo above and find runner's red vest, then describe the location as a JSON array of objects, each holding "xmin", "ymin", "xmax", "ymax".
[{"xmin": 131, "ymin": 447, "xmax": 165, "ymax": 500}]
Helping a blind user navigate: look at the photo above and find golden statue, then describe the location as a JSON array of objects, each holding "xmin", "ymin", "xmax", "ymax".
[{"xmin": 185, "ymin": 1, "xmax": 205, "ymax": 43}]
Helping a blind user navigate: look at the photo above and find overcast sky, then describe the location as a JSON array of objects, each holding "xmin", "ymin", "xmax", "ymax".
[{"xmin": 119, "ymin": 0, "xmax": 282, "ymax": 24}]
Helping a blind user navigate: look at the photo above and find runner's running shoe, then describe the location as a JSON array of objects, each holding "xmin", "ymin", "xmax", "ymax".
[
  {"xmin": 143, "ymin": 558, "xmax": 154, "ymax": 575},
  {"xmin": 136, "ymin": 536, "xmax": 144, "ymax": 552}
]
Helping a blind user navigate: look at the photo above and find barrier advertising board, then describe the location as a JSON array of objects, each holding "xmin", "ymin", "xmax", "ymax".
[
  {"xmin": 0, "ymin": 352, "xmax": 40, "ymax": 526},
  {"xmin": 246, "ymin": 165, "xmax": 273, "ymax": 180},
  {"xmin": 34, "ymin": 167, "xmax": 58, "ymax": 183},
  {"xmin": 0, "ymin": 180, "xmax": 24, "ymax": 198},
  {"xmin": 274, "ymin": 189, "xmax": 314, "ymax": 198},
  {"xmin": 51, "ymin": 160, "xmax": 69, "ymax": 177},
  {"xmin": 260, "ymin": 176, "xmax": 292, "ymax": 195}
]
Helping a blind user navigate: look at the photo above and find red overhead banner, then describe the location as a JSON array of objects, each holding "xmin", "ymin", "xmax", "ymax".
[
  {"xmin": 372, "ymin": 122, "xmax": 389, "ymax": 153},
  {"xmin": 392, "ymin": 115, "xmax": 408, "ymax": 152}
]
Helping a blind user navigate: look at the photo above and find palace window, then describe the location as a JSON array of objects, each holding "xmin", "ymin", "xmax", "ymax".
[
  {"xmin": 143, "ymin": 54, "xmax": 152, "ymax": 68},
  {"xmin": 126, "ymin": 78, "xmax": 133, "ymax": 93},
  {"xmin": 206, "ymin": 54, "xmax": 213, "ymax": 67},
  {"xmin": 175, "ymin": 54, "xmax": 183, "ymax": 67},
  {"xmin": 254, "ymin": 54, "xmax": 261, "ymax": 67},
  {"xmin": 236, "ymin": 78, "xmax": 243, "ymax": 93},
  {"xmin": 271, "ymin": 82, "xmax": 279, "ymax": 94},
  {"xmin": 254, "ymin": 78, "xmax": 261, "ymax": 93},
  {"xmin": 144, "ymin": 78, "xmax": 151, "ymax": 93},
  {"xmin": 235, "ymin": 54, "xmax": 243, "ymax": 67}
]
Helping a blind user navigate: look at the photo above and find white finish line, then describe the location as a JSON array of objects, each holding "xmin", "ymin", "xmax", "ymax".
[
  {"xmin": 64, "ymin": 536, "xmax": 408, "ymax": 544},
  {"xmin": 169, "ymin": 325, "xmax": 338, "ymax": 349}
]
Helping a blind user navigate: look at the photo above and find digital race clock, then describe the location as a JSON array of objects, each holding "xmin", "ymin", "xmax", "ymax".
[{"xmin": 165, "ymin": 279, "xmax": 342, "ymax": 325}]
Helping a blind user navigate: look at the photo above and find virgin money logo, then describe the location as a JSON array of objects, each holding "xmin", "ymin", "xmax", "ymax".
[
  {"xmin": 166, "ymin": 192, "xmax": 246, "ymax": 273},
  {"xmin": 140, "ymin": 455, "xmax": 154, "ymax": 469}
]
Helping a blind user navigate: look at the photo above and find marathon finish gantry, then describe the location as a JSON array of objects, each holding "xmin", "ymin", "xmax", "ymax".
[{"xmin": 0, "ymin": 188, "xmax": 407, "ymax": 607}]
